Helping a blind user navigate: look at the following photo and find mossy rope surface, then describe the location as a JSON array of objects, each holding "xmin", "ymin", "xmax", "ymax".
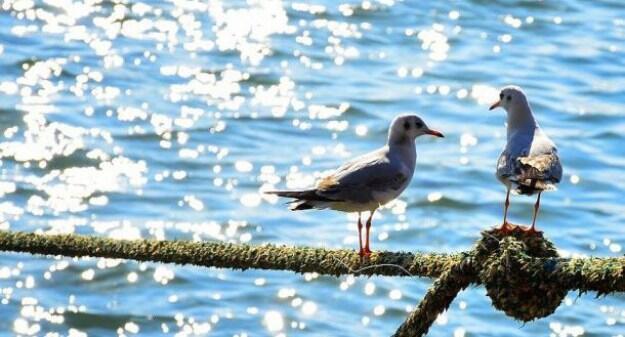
[{"xmin": 1, "ymin": 229, "xmax": 625, "ymax": 336}]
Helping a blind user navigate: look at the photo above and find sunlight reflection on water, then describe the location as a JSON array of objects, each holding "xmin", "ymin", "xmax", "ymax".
[{"xmin": 0, "ymin": 0, "xmax": 624, "ymax": 336}]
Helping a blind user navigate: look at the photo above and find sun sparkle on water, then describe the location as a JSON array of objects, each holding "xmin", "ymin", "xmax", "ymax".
[{"xmin": 0, "ymin": 0, "xmax": 623, "ymax": 336}]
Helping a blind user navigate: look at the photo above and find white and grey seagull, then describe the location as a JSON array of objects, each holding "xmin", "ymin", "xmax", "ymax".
[
  {"xmin": 266, "ymin": 114, "xmax": 444, "ymax": 257},
  {"xmin": 490, "ymin": 85, "xmax": 562, "ymax": 233}
]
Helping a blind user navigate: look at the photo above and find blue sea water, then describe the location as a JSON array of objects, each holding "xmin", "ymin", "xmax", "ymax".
[{"xmin": 0, "ymin": 0, "xmax": 624, "ymax": 336}]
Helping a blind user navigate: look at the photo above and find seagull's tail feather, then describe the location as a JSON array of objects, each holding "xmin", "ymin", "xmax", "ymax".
[
  {"xmin": 264, "ymin": 189, "xmax": 316, "ymax": 199},
  {"xmin": 264, "ymin": 189, "xmax": 335, "ymax": 201},
  {"xmin": 288, "ymin": 200, "xmax": 316, "ymax": 211},
  {"xmin": 511, "ymin": 179, "xmax": 558, "ymax": 196},
  {"xmin": 264, "ymin": 189, "xmax": 335, "ymax": 211}
]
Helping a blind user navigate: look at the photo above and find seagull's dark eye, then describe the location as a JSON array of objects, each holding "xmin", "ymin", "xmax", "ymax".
[
  {"xmin": 506, "ymin": 95, "xmax": 512, "ymax": 101},
  {"xmin": 415, "ymin": 121, "xmax": 423, "ymax": 128},
  {"xmin": 499, "ymin": 92, "xmax": 504, "ymax": 100},
  {"xmin": 403, "ymin": 121, "xmax": 410, "ymax": 130}
]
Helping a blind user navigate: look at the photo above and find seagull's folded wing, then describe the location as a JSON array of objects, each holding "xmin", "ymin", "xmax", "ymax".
[
  {"xmin": 316, "ymin": 150, "xmax": 408, "ymax": 204},
  {"xmin": 517, "ymin": 153, "xmax": 562, "ymax": 183}
]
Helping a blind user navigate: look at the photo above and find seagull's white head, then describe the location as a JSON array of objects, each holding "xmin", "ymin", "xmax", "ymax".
[
  {"xmin": 489, "ymin": 85, "xmax": 530, "ymax": 113},
  {"xmin": 388, "ymin": 114, "xmax": 444, "ymax": 145},
  {"xmin": 489, "ymin": 85, "xmax": 536, "ymax": 129}
]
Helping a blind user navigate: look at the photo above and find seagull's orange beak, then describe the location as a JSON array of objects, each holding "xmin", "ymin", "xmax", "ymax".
[
  {"xmin": 426, "ymin": 129, "xmax": 444, "ymax": 138},
  {"xmin": 489, "ymin": 100, "xmax": 501, "ymax": 110}
]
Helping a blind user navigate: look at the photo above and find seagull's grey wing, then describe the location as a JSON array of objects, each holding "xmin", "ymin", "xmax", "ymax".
[
  {"xmin": 512, "ymin": 130, "xmax": 562, "ymax": 192},
  {"xmin": 497, "ymin": 128, "xmax": 562, "ymax": 193},
  {"xmin": 496, "ymin": 150, "xmax": 515, "ymax": 181},
  {"xmin": 517, "ymin": 152, "xmax": 562, "ymax": 184},
  {"xmin": 521, "ymin": 130, "xmax": 562, "ymax": 182},
  {"xmin": 316, "ymin": 148, "xmax": 408, "ymax": 204}
]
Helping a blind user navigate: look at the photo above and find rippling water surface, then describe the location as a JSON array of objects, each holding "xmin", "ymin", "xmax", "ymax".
[{"xmin": 0, "ymin": 0, "xmax": 624, "ymax": 336}]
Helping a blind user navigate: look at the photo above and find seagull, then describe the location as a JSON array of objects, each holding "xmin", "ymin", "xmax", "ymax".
[
  {"xmin": 490, "ymin": 86, "xmax": 562, "ymax": 233},
  {"xmin": 266, "ymin": 114, "xmax": 444, "ymax": 257}
]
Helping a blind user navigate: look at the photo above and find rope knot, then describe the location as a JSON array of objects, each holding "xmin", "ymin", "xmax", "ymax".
[{"xmin": 475, "ymin": 228, "xmax": 567, "ymax": 321}]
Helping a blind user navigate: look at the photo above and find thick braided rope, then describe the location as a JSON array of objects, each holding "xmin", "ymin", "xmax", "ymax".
[
  {"xmin": 0, "ymin": 230, "xmax": 459, "ymax": 278},
  {"xmin": 1, "ymin": 229, "xmax": 625, "ymax": 337},
  {"xmin": 393, "ymin": 253, "xmax": 476, "ymax": 337}
]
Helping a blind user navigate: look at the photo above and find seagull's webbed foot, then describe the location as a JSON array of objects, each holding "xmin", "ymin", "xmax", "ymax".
[
  {"xmin": 496, "ymin": 221, "xmax": 515, "ymax": 234},
  {"xmin": 362, "ymin": 247, "xmax": 372, "ymax": 257},
  {"xmin": 520, "ymin": 224, "xmax": 542, "ymax": 236},
  {"xmin": 358, "ymin": 249, "xmax": 370, "ymax": 263},
  {"xmin": 494, "ymin": 222, "xmax": 543, "ymax": 236}
]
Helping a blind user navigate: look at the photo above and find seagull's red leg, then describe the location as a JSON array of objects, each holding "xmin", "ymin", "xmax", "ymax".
[
  {"xmin": 527, "ymin": 192, "xmax": 542, "ymax": 233},
  {"xmin": 503, "ymin": 188, "xmax": 510, "ymax": 225},
  {"xmin": 364, "ymin": 210, "xmax": 375, "ymax": 256},
  {"xmin": 497, "ymin": 188, "xmax": 511, "ymax": 232},
  {"xmin": 357, "ymin": 213, "xmax": 364, "ymax": 257}
]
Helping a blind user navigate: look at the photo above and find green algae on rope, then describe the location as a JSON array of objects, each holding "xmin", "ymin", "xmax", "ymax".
[
  {"xmin": 393, "ymin": 253, "xmax": 476, "ymax": 337},
  {"xmin": 393, "ymin": 228, "xmax": 625, "ymax": 337},
  {"xmin": 0, "ymin": 230, "xmax": 458, "ymax": 278},
  {"xmin": 3, "ymin": 229, "xmax": 625, "ymax": 337}
]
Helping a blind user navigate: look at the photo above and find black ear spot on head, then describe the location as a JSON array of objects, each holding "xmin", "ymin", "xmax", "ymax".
[
  {"xmin": 507, "ymin": 95, "xmax": 512, "ymax": 101},
  {"xmin": 403, "ymin": 121, "xmax": 410, "ymax": 130}
]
